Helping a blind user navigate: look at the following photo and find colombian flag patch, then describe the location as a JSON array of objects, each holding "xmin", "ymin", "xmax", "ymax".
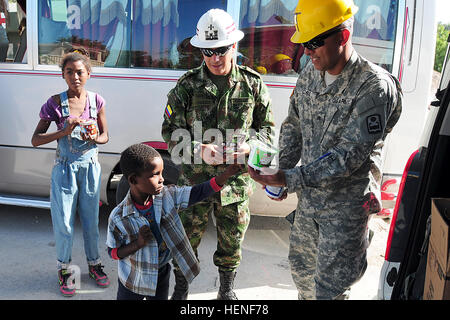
[{"xmin": 165, "ymin": 104, "xmax": 173, "ymax": 118}]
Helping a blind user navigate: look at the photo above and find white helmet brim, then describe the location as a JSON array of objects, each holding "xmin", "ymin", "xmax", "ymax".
[{"xmin": 190, "ymin": 30, "xmax": 244, "ymax": 48}]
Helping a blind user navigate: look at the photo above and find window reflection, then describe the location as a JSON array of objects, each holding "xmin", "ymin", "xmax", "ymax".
[
  {"xmin": 353, "ymin": 0, "xmax": 399, "ymax": 73},
  {"xmin": 38, "ymin": 0, "xmax": 226, "ymax": 70},
  {"xmin": 238, "ymin": 0, "xmax": 399, "ymax": 76},
  {"xmin": 238, "ymin": 0, "xmax": 303, "ymax": 76},
  {"xmin": 36, "ymin": 0, "xmax": 398, "ymax": 73}
]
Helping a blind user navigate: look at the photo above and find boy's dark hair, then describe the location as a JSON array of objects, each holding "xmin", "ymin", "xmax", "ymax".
[{"xmin": 120, "ymin": 144, "xmax": 162, "ymax": 179}]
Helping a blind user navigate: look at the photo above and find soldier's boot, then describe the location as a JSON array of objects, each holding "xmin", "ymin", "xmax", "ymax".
[
  {"xmin": 217, "ymin": 270, "xmax": 238, "ymax": 300},
  {"xmin": 170, "ymin": 269, "xmax": 189, "ymax": 300}
]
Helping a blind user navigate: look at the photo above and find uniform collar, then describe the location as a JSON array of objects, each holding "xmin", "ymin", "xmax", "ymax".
[
  {"xmin": 313, "ymin": 49, "xmax": 359, "ymax": 95},
  {"xmin": 198, "ymin": 61, "xmax": 241, "ymax": 85}
]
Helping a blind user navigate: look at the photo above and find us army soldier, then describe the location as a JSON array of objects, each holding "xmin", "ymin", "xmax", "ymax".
[{"xmin": 248, "ymin": 0, "xmax": 402, "ymax": 300}]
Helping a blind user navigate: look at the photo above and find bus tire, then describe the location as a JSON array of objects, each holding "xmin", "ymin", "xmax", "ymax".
[{"xmin": 115, "ymin": 154, "xmax": 180, "ymax": 205}]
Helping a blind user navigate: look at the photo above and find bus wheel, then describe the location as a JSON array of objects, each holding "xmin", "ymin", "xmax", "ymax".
[{"xmin": 115, "ymin": 154, "xmax": 180, "ymax": 205}]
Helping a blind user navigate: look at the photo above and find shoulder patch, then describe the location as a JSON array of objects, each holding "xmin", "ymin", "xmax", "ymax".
[
  {"xmin": 165, "ymin": 104, "xmax": 173, "ymax": 118},
  {"xmin": 366, "ymin": 114, "xmax": 382, "ymax": 134}
]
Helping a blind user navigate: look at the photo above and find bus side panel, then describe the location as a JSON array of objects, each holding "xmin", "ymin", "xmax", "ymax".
[
  {"xmin": 0, "ymin": 72, "xmax": 64, "ymax": 148},
  {"xmin": 382, "ymin": 0, "xmax": 437, "ymax": 176},
  {"xmin": 0, "ymin": 146, "xmax": 54, "ymax": 197}
]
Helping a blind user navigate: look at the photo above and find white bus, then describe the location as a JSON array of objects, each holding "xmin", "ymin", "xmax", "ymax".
[{"xmin": 0, "ymin": 0, "xmax": 437, "ymax": 217}]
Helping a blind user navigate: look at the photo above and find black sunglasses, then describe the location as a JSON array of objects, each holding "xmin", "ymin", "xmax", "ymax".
[
  {"xmin": 199, "ymin": 45, "xmax": 232, "ymax": 57},
  {"xmin": 301, "ymin": 28, "xmax": 344, "ymax": 50}
]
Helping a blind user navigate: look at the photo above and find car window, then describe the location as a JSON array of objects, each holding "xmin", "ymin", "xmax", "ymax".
[{"xmin": 439, "ymin": 47, "xmax": 450, "ymax": 91}]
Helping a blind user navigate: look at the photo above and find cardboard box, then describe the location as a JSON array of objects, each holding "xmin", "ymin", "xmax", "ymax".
[{"xmin": 423, "ymin": 198, "xmax": 450, "ymax": 300}]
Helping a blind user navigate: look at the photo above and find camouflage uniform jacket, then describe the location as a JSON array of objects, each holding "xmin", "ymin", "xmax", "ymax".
[
  {"xmin": 162, "ymin": 62, "xmax": 275, "ymax": 206},
  {"xmin": 279, "ymin": 50, "xmax": 403, "ymax": 220}
]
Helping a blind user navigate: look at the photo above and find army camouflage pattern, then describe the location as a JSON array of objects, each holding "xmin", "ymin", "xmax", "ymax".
[
  {"xmin": 176, "ymin": 197, "xmax": 250, "ymax": 272},
  {"xmin": 289, "ymin": 213, "xmax": 369, "ymax": 299},
  {"xmin": 161, "ymin": 62, "xmax": 275, "ymax": 207},
  {"xmin": 279, "ymin": 50, "xmax": 402, "ymax": 299}
]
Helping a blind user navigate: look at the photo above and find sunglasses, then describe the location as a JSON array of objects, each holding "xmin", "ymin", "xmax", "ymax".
[
  {"xmin": 301, "ymin": 28, "xmax": 344, "ymax": 50},
  {"xmin": 199, "ymin": 45, "xmax": 232, "ymax": 57}
]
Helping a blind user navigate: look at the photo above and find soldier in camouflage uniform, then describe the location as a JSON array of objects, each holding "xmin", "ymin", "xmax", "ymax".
[
  {"xmin": 161, "ymin": 9, "xmax": 274, "ymax": 300},
  {"xmin": 249, "ymin": 0, "xmax": 402, "ymax": 299}
]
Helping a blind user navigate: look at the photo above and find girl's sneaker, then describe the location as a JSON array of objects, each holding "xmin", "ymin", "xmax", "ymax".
[
  {"xmin": 89, "ymin": 264, "xmax": 110, "ymax": 287},
  {"xmin": 58, "ymin": 269, "xmax": 76, "ymax": 297}
]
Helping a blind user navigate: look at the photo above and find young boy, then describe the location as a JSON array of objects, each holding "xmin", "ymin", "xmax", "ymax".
[{"xmin": 106, "ymin": 143, "xmax": 241, "ymax": 300}]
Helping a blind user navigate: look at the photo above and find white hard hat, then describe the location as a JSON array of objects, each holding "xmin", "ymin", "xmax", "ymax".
[{"xmin": 190, "ymin": 9, "xmax": 244, "ymax": 48}]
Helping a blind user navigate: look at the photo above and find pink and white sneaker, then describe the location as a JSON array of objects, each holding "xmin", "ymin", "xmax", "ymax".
[
  {"xmin": 89, "ymin": 264, "xmax": 110, "ymax": 288},
  {"xmin": 58, "ymin": 269, "xmax": 76, "ymax": 297}
]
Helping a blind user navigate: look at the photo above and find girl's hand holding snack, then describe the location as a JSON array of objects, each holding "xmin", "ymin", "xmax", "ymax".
[{"xmin": 63, "ymin": 117, "xmax": 84, "ymax": 136}]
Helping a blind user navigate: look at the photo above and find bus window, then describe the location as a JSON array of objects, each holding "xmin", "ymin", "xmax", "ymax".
[
  {"xmin": 37, "ymin": 0, "xmax": 226, "ymax": 70},
  {"xmin": 130, "ymin": 0, "xmax": 226, "ymax": 69},
  {"xmin": 0, "ymin": 0, "xmax": 26, "ymax": 63},
  {"xmin": 353, "ymin": 0, "xmax": 399, "ymax": 73},
  {"xmin": 237, "ymin": 0, "xmax": 399, "ymax": 76},
  {"xmin": 38, "ymin": 0, "xmax": 132, "ymax": 67},
  {"xmin": 238, "ymin": 0, "xmax": 304, "ymax": 76}
]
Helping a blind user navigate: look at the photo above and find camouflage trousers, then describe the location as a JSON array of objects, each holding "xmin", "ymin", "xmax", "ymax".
[
  {"xmin": 176, "ymin": 196, "xmax": 250, "ymax": 272},
  {"xmin": 288, "ymin": 212, "xmax": 369, "ymax": 300}
]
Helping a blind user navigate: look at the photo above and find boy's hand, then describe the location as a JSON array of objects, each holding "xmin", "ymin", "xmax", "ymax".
[
  {"xmin": 215, "ymin": 164, "xmax": 243, "ymax": 186},
  {"xmin": 137, "ymin": 225, "xmax": 153, "ymax": 248}
]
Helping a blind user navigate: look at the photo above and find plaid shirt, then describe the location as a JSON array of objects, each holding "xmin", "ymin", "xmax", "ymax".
[{"xmin": 106, "ymin": 185, "xmax": 200, "ymax": 296}]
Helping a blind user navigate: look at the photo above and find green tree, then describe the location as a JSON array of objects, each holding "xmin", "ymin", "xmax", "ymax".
[{"xmin": 434, "ymin": 22, "xmax": 450, "ymax": 72}]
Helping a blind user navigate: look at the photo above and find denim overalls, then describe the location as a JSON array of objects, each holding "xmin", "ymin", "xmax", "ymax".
[{"xmin": 50, "ymin": 91, "xmax": 102, "ymax": 270}]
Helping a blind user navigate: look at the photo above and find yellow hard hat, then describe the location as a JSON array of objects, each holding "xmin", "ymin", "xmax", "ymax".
[
  {"xmin": 291, "ymin": 0, "xmax": 359, "ymax": 44},
  {"xmin": 255, "ymin": 66, "xmax": 267, "ymax": 75},
  {"xmin": 271, "ymin": 54, "xmax": 292, "ymax": 65}
]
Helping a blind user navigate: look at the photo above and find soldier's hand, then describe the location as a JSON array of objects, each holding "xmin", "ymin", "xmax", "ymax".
[
  {"xmin": 202, "ymin": 143, "xmax": 224, "ymax": 166},
  {"xmin": 248, "ymin": 166, "xmax": 287, "ymax": 187},
  {"xmin": 268, "ymin": 189, "xmax": 288, "ymax": 202},
  {"xmin": 259, "ymin": 184, "xmax": 288, "ymax": 201},
  {"xmin": 224, "ymin": 142, "xmax": 250, "ymax": 164}
]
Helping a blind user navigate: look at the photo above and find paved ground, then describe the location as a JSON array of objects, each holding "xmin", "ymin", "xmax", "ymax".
[{"xmin": 0, "ymin": 203, "xmax": 390, "ymax": 300}]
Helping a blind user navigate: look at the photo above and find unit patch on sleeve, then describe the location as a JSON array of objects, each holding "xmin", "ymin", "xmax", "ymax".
[{"xmin": 366, "ymin": 114, "xmax": 382, "ymax": 134}]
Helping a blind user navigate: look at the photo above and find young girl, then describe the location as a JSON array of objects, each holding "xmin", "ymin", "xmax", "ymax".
[{"xmin": 31, "ymin": 49, "xmax": 110, "ymax": 297}]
